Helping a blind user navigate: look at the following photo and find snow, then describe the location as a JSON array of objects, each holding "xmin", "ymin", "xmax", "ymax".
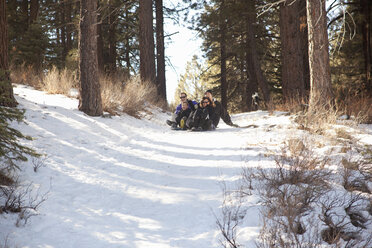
[{"xmin": 1, "ymin": 85, "xmax": 371, "ymax": 247}]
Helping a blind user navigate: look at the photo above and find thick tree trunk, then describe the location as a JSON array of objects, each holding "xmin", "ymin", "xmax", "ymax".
[
  {"xmin": 0, "ymin": 0, "xmax": 17, "ymax": 107},
  {"xmin": 79, "ymin": 0, "xmax": 102, "ymax": 116},
  {"xmin": 61, "ymin": 2, "xmax": 67, "ymax": 66},
  {"xmin": 124, "ymin": 7, "xmax": 131, "ymax": 72},
  {"xmin": 97, "ymin": 1, "xmax": 104, "ymax": 74},
  {"xmin": 299, "ymin": 0, "xmax": 310, "ymax": 94},
  {"xmin": 246, "ymin": 0, "xmax": 270, "ymax": 105},
  {"xmin": 108, "ymin": 0, "xmax": 117, "ymax": 73},
  {"xmin": 155, "ymin": 0, "xmax": 166, "ymax": 101},
  {"xmin": 220, "ymin": 0, "xmax": 228, "ymax": 110},
  {"xmin": 306, "ymin": 0, "xmax": 334, "ymax": 108},
  {"xmin": 66, "ymin": 0, "xmax": 72, "ymax": 52},
  {"xmin": 360, "ymin": 0, "xmax": 372, "ymax": 96},
  {"xmin": 139, "ymin": 0, "xmax": 156, "ymax": 84},
  {"xmin": 280, "ymin": 0, "xmax": 306, "ymax": 101}
]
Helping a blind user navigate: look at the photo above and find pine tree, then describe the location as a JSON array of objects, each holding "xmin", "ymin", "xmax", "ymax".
[{"xmin": 79, "ymin": 0, "xmax": 103, "ymax": 116}]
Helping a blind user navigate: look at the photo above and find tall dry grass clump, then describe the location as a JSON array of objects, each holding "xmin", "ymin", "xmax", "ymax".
[
  {"xmin": 42, "ymin": 66, "xmax": 78, "ymax": 95},
  {"xmin": 10, "ymin": 64, "xmax": 43, "ymax": 89},
  {"xmin": 100, "ymin": 75, "xmax": 160, "ymax": 117}
]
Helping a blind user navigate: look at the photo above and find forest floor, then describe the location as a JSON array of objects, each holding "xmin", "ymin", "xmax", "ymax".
[{"xmin": 1, "ymin": 85, "xmax": 371, "ymax": 248}]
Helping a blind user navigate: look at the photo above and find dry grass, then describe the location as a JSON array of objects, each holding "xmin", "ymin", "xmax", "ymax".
[
  {"xmin": 10, "ymin": 65, "xmax": 166, "ymax": 117},
  {"xmin": 10, "ymin": 64, "xmax": 43, "ymax": 89},
  {"xmin": 42, "ymin": 66, "xmax": 78, "ymax": 95},
  {"xmin": 100, "ymin": 75, "xmax": 161, "ymax": 117},
  {"xmin": 267, "ymin": 96, "xmax": 308, "ymax": 114},
  {"xmin": 343, "ymin": 96, "xmax": 372, "ymax": 124}
]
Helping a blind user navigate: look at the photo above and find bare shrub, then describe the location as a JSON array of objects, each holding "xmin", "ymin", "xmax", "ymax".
[
  {"xmin": 32, "ymin": 155, "xmax": 48, "ymax": 173},
  {"xmin": 267, "ymin": 96, "xmax": 308, "ymax": 114},
  {"xmin": 337, "ymin": 94, "xmax": 372, "ymax": 124},
  {"xmin": 341, "ymin": 145, "xmax": 372, "ymax": 194},
  {"xmin": 237, "ymin": 141, "xmax": 333, "ymax": 247},
  {"xmin": 9, "ymin": 64, "xmax": 43, "ymax": 89},
  {"xmin": 295, "ymin": 102, "xmax": 340, "ymax": 135},
  {"xmin": 319, "ymin": 193, "xmax": 372, "ymax": 246},
  {"xmin": 215, "ymin": 184, "xmax": 245, "ymax": 248},
  {"xmin": 42, "ymin": 66, "xmax": 78, "ymax": 95},
  {"xmin": 0, "ymin": 180, "xmax": 48, "ymax": 226},
  {"xmin": 100, "ymin": 75, "xmax": 161, "ymax": 117}
]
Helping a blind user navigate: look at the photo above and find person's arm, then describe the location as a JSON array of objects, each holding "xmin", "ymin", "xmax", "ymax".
[{"xmin": 175, "ymin": 104, "xmax": 182, "ymax": 114}]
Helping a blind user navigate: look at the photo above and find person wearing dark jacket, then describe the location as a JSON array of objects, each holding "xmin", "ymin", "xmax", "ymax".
[
  {"xmin": 204, "ymin": 89, "xmax": 238, "ymax": 128},
  {"xmin": 186, "ymin": 97, "xmax": 215, "ymax": 131},
  {"xmin": 166, "ymin": 92, "xmax": 197, "ymax": 128},
  {"xmin": 173, "ymin": 102, "xmax": 192, "ymax": 130}
]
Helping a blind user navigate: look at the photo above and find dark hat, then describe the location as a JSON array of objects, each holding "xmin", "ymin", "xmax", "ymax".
[{"xmin": 205, "ymin": 89, "xmax": 213, "ymax": 94}]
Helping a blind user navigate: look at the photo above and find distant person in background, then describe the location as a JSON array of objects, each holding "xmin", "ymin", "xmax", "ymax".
[
  {"xmin": 252, "ymin": 92, "xmax": 260, "ymax": 111},
  {"xmin": 204, "ymin": 89, "xmax": 238, "ymax": 128},
  {"xmin": 166, "ymin": 92, "xmax": 197, "ymax": 129}
]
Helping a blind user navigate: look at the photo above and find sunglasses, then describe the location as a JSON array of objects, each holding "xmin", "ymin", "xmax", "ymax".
[
  {"xmin": 180, "ymin": 96, "xmax": 186, "ymax": 99},
  {"xmin": 202, "ymin": 101, "xmax": 209, "ymax": 104}
]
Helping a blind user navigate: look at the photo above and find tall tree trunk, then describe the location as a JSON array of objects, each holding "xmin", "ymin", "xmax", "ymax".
[
  {"xmin": 307, "ymin": 0, "xmax": 334, "ymax": 109},
  {"xmin": 97, "ymin": 0, "xmax": 104, "ymax": 74},
  {"xmin": 220, "ymin": 0, "xmax": 228, "ymax": 110},
  {"xmin": 360, "ymin": 0, "xmax": 372, "ymax": 96},
  {"xmin": 61, "ymin": 1, "xmax": 67, "ymax": 66},
  {"xmin": 280, "ymin": 0, "xmax": 306, "ymax": 102},
  {"xmin": 299, "ymin": 0, "xmax": 310, "ymax": 94},
  {"xmin": 124, "ymin": 6, "xmax": 131, "ymax": 72},
  {"xmin": 139, "ymin": 0, "xmax": 156, "ymax": 84},
  {"xmin": 108, "ymin": 0, "xmax": 117, "ymax": 73},
  {"xmin": 155, "ymin": 0, "xmax": 166, "ymax": 101},
  {"xmin": 79, "ymin": 0, "xmax": 102, "ymax": 116},
  {"xmin": 66, "ymin": 0, "xmax": 73, "ymax": 52},
  {"xmin": 246, "ymin": 0, "xmax": 270, "ymax": 105},
  {"xmin": 30, "ymin": 0, "xmax": 39, "ymax": 24},
  {"xmin": 0, "ymin": 0, "xmax": 17, "ymax": 107}
]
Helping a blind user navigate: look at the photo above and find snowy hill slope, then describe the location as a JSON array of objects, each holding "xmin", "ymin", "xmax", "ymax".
[{"xmin": 1, "ymin": 85, "xmax": 371, "ymax": 248}]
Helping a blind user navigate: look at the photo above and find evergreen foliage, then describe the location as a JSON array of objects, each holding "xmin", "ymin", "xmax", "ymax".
[{"xmin": 0, "ymin": 102, "xmax": 39, "ymax": 172}]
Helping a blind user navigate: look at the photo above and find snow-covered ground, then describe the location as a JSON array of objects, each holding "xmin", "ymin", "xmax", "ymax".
[{"xmin": 1, "ymin": 85, "xmax": 371, "ymax": 248}]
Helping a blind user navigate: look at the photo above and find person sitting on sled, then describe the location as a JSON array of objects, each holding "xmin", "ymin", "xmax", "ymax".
[
  {"xmin": 204, "ymin": 89, "xmax": 238, "ymax": 128},
  {"xmin": 171, "ymin": 102, "xmax": 192, "ymax": 130},
  {"xmin": 186, "ymin": 96, "xmax": 216, "ymax": 131},
  {"xmin": 166, "ymin": 92, "xmax": 197, "ymax": 129}
]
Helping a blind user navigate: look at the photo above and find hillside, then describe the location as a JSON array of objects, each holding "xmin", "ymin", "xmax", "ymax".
[{"xmin": 1, "ymin": 85, "xmax": 371, "ymax": 248}]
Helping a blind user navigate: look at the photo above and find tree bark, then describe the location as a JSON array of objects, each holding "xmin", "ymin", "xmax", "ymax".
[
  {"xmin": 220, "ymin": 0, "xmax": 228, "ymax": 110},
  {"xmin": 155, "ymin": 0, "xmax": 166, "ymax": 101},
  {"xmin": 124, "ymin": 6, "xmax": 131, "ymax": 72},
  {"xmin": 79, "ymin": 0, "xmax": 102, "ymax": 116},
  {"xmin": 299, "ymin": 0, "xmax": 310, "ymax": 94},
  {"xmin": 306, "ymin": 0, "xmax": 334, "ymax": 108},
  {"xmin": 139, "ymin": 0, "xmax": 156, "ymax": 84},
  {"xmin": 97, "ymin": 0, "xmax": 104, "ymax": 74},
  {"xmin": 108, "ymin": 0, "xmax": 117, "ymax": 73},
  {"xmin": 0, "ymin": 0, "xmax": 17, "ymax": 107},
  {"xmin": 280, "ymin": 0, "xmax": 306, "ymax": 101},
  {"xmin": 246, "ymin": 0, "xmax": 270, "ymax": 105},
  {"xmin": 66, "ymin": 0, "xmax": 73, "ymax": 52},
  {"xmin": 61, "ymin": 1, "xmax": 67, "ymax": 66},
  {"xmin": 360, "ymin": 0, "xmax": 372, "ymax": 96}
]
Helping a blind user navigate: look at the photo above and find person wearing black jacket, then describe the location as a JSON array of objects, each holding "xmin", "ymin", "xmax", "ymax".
[
  {"xmin": 174, "ymin": 102, "xmax": 192, "ymax": 130},
  {"xmin": 186, "ymin": 97, "xmax": 215, "ymax": 131},
  {"xmin": 204, "ymin": 89, "xmax": 238, "ymax": 128}
]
